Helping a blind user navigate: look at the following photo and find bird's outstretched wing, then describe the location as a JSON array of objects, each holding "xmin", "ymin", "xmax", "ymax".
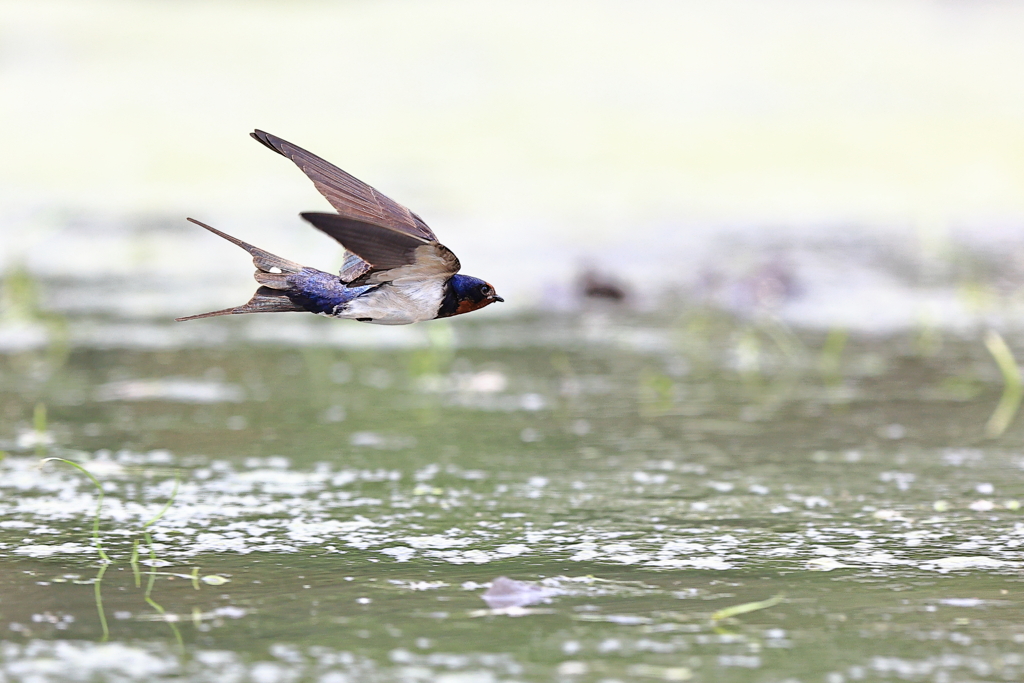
[
  {"xmin": 300, "ymin": 212, "xmax": 460, "ymax": 283},
  {"xmin": 251, "ymin": 130, "xmax": 437, "ymax": 242}
]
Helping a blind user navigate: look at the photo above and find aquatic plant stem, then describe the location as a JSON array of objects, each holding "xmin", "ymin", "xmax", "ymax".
[
  {"xmin": 711, "ymin": 594, "xmax": 785, "ymax": 621},
  {"xmin": 41, "ymin": 458, "xmax": 110, "ymax": 563},
  {"xmin": 144, "ymin": 566, "xmax": 183, "ymax": 648},
  {"xmin": 142, "ymin": 473, "xmax": 183, "ymax": 649},
  {"xmin": 94, "ymin": 563, "xmax": 110, "ymax": 642},
  {"xmin": 984, "ymin": 330, "xmax": 1022, "ymax": 438},
  {"xmin": 132, "ymin": 472, "xmax": 178, "ymax": 588},
  {"xmin": 130, "ymin": 540, "xmax": 141, "ymax": 588},
  {"xmin": 40, "ymin": 458, "xmax": 112, "ymax": 642},
  {"xmin": 143, "ymin": 473, "xmax": 180, "ymax": 530}
]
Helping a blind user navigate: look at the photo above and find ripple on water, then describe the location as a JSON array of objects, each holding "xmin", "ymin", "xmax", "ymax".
[{"xmin": 1, "ymin": 450, "xmax": 1022, "ymax": 580}]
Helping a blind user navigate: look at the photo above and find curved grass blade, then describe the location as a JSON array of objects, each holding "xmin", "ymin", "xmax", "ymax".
[
  {"xmin": 143, "ymin": 473, "xmax": 180, "ymax": 529},
  {"xmin": 40, "ymin": 458, "xmax": 110, "ymax": 563},
  {"xmin": 142, "ymin": 471, "xmax": 183, "ymax": 649},
  {"xmin": 130, "ymin": 472, "xmax": 179, "ymax": 588},
  {"xmin": 40, "ymin": 458, "xmax": 112, "ymax": 641},
  {"xmin": 984, "ymin": 330, "xmax": 1022, "ymax": 438},
  {"xmin": 144, "ymin": 576, "xmax": 183, "ymax": 649},
  {"xmin": 130, "ymin": 540, "xmax": 141, "ymax": 588},
  {"xmin": 711, "ymin": 594, "xmax": 785, "ymax": 621},
  {"xmin": 94, "ymin": 563, "xmax": 110, "ymax": 642}
]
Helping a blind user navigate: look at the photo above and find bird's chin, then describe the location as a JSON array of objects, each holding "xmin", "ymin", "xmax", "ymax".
[{"xmin": 452, "ymin": 296, "xmax": 502, "ymax": 316}]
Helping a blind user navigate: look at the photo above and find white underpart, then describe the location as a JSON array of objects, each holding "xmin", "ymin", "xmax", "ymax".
[
  {"xmin": 334, "ymin": 245, "xmax": 457, "ymax": 325},
  {"xmin": 338, "ymin": 278, "xmax": 446, "ymax": 324}
]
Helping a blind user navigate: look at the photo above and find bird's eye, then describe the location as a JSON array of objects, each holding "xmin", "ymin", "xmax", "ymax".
[{"xmin": 480, "ymin": 285, "xmax": 492, "ymax": 296}]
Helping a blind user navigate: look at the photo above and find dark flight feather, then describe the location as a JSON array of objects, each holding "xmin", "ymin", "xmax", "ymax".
[
  {"xmin": 175, "ymin": 286, "xmax": 304, "ymax": 321},
  {"xmin": 250, "ymin": 130, "xmax": 438, "ymax": 242},
  {"xmin": 185, "ymin": 217, "xmax": 303, "ymax": 274},
  {"xmin": 300, "ymin": 212, "xmax": 433, "ymax": 272},
  {"xmin": 175, "ymin": 218, "xmax": 308, "ymax": 321}
]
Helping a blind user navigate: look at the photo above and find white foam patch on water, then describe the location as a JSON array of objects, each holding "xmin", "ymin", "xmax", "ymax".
[
  {"xmin": 94, "ymin": 379, "xmax": 245, "ymax": 403},
  {"xmin": 939, "ymin": 598, "xmax": 987, "ymax": 608},
  {"xmin": 13, "ymin": 543, "xmax": 92, "ymax": 558},
  {"xmin": 921, "ymin": 556, "xmax": 1011, "ymax": 573},
  {"xmin": 2, "ymin": 453, "xmax": 1024, "ymax": 576},
  {"xmin": 0, "ymin": 639, "xmax": 524, "ymax": 683},
  {"xmin": 0, "ymin": 641, "xmax": 178, "ymax": 680}
]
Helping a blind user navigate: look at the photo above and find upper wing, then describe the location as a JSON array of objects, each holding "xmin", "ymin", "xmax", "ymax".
[
  {"xmin": 251, "ymin": 130, "xmax": 438, "ymax": 242},
  {"xmin": 301, "ymin": 213, "xmax": 460, "ymax": 282}
]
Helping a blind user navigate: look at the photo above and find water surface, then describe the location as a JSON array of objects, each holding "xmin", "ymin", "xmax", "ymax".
[{"xmin": 1, "ymin": 306, "xmax": 1023, "ymax": 682}]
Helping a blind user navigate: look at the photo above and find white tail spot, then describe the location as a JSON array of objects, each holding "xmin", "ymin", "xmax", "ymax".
[{"xmin": 269, "ymin": 267, "xmax": 282, "ymax": 274}]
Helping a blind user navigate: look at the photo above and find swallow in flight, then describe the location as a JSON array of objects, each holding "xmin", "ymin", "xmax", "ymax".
[{"xmin": 176, "ymin": 130, "xmax": 503, "ymax": 325}]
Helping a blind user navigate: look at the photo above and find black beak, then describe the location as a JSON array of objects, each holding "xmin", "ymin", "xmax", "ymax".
[{"xmin": 492, "ymin": 296, "xmax": 504, "ymax": 303}]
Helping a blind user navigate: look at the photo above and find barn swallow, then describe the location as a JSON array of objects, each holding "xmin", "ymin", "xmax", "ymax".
[{"xmin": 176, "ymin": 130, "xmax": 502, "ymax": 325}]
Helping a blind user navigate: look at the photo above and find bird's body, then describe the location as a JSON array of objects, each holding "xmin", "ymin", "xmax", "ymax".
[{"xmin": 176, "ymin": 131, "xmax": 502, "ymax": 324}]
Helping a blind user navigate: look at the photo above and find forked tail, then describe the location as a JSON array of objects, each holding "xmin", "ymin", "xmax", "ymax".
[{"xmin": 175, "ymin": 218, "xmax": 308, "ymax": 321}]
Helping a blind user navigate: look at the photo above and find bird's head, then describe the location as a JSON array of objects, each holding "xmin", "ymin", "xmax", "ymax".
[{"xmin": 438, "ymin": 274, "xmax": 504, "ymax": 318}]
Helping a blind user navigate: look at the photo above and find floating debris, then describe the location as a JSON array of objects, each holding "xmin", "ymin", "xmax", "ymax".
[{"xmin": 481, "ymin": 577, "xmax": 562, "ymax": 609}]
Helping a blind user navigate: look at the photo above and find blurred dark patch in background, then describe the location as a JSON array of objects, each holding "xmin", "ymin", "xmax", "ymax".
[{"xmin": 2, "ymin": 0, "xmax": 1024, "ymax": 336}]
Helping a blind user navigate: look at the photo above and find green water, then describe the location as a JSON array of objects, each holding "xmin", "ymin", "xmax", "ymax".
[{"xmin": 1, "ymin": 310, "xmax": 1023, "ymax": 682}]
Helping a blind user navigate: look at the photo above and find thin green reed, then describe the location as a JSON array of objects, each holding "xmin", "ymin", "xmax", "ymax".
[
  {"xmin": 142, "ymin": 474, "xmax": 183, "ymax": 647},
  {"xmin": 984, "ymin": 330, "xmax": 1022, "ymax": 438},
  {"xmin": 43, "ymin": 459, "xmax": 183, "ymax": 644},
  {"xmin": 41, "ymin": 458, "xmax": 111, "ymax": 641},
  {"xmin": 131, "ymin": 473, "xmax": 180, "ymax": 587},
  {"xmin": 42, "ymin": 458, "xmax": 110, "ymax": 563},
  {"xmin": 711, "ymin": 593, "xmax": 785, "ymax": 622}
]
